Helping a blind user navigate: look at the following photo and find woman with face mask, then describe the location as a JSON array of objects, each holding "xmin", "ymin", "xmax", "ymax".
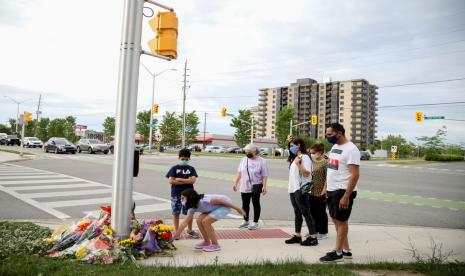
[
  {"xmin": 233, "ymin": 144, "xmax": 269, "ymax": 230},
  {"xmin": 285, "ymin": 138, "xmax": 318, "ymax": 246},
  {"xmin": 308, "ymin": 143, "xmax": 329, "ymax": 240}
]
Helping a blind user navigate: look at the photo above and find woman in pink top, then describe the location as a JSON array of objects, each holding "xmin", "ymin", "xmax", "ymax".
[{"xmin": 174, "ymin": 188, "xmax": 245, "ymax": 252}]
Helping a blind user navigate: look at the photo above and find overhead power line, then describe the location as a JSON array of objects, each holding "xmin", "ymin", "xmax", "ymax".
[
  {"xmin": 378, "ymin": 101, "xmax": 465, "ymax": 109},
  {"xmin": 378, "ymin": 77, "xmax": 465, "ymax": 88}
]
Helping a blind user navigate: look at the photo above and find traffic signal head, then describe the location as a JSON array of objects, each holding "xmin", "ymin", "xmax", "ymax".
[
  {"xmin": 220, "ymin": 107, "xmax": 227, "ymax": 117},
  {"xmin": 153, "ymin": 104, "xmax": 159, "ymax": 114},
  {"xmin": 311, "ymin": 115, "xmax": 318, "ymax": 126},
  {"xmin": 24, "ymin": 112, "xmax": 33, "ymax": 122},
  {"xmin": 287, "ymin": 134, "xmax": 293, "ymax": 142},
  {"xmin": 148, "ymin": 12, "xmax": 178, "ymax": 59},
  {"xmin": 415, "ymin": 111, "xmax": 423, "ymax": 122}
]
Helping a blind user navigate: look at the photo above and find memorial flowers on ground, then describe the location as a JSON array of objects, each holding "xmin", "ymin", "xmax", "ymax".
[{"xmin": 43, "ymin": 205, "xmax": 176, "ymax": 264}]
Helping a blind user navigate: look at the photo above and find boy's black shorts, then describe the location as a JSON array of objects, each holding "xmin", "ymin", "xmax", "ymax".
[{"xmin": 327, "ymin": 189, "xmax": 357, "ymax": 221}]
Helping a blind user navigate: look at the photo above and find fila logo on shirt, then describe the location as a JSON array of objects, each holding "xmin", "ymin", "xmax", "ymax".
[{"xmin": 176, "ymin": 169, "xmax": 191, "ymax": 175}]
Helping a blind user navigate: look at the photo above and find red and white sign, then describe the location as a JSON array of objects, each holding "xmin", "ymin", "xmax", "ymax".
[{"xmin": 75, "ymin": 124, "xmax": 87, "ymax": 130}]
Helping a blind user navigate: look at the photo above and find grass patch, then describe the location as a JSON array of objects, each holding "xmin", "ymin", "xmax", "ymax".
[{"xmin": 1, "ymin": 221, "xmax": 464, "ymax": 275}]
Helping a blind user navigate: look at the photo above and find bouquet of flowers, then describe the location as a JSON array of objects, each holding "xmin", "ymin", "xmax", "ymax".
[{"xmin": 43, "ymin": 205, "xmax": 176, "ymax": 264}]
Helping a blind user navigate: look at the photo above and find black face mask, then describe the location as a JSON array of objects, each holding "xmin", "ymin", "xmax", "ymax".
[{"xmin": 246, "ymin": 153, "xmax": 254, "ymax": 159}]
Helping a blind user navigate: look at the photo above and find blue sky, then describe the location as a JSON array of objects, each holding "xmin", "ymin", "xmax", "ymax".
[{"xmin": 0, "ymin": 0, "xmax": 464, "ymax": 144}]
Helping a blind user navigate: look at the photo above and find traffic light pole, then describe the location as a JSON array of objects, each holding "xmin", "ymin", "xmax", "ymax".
[
  {"xmin": 19, "ymin": 116, "xmax": 25, "ymax": 157},
  {"xmin": 226, "ymin": 113, "xmax": 254, "ymax": 144},
  {"xmin": 111, "ymin": 0, "xmax": 144, "ymax": 239},
  {"xmin": 181, "ymin": 60, "xmax": 187, "ymax": 148}
]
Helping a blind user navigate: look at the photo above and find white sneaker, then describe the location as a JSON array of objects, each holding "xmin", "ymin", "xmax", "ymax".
[
  {"xmin": 238, "ymin": 221, "xmax": 249, "ymax": 228},
  {"xmin": 317, "ymin": 233, "xmax": 328, "ymax": 240},
  {"xmin": 248, "ymin": 222, "xmax": 259, "ymax": 230}
]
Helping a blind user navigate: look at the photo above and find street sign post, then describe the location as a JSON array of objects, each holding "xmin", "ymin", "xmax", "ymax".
[{"xmin": 424, "ymin": 116, "xmax": 445, "ymax": 120}]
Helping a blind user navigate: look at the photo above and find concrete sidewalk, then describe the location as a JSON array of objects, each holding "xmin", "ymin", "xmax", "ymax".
[
  {"xmin": 24, "ymin": 218, "xmax": 465, "ymax": 266},
  {"xmin": 0, "ymin": 151, "xmax": 34, "ymax": 163}
]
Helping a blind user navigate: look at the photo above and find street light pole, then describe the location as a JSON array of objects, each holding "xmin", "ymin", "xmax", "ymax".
[
  {"xmin": 181, "ymin": 60, "xmax": 187, "ymax": 148},
  {"xmin": 3, "ymin": 96, "xmax": 32, "ymax": 134},
  {"xmin": 111, "ymin": 0, "xmax": 144, "ymax": 238},
  {"xmin": 203, "ymin": 112, "xmax": 207, "ymax": 150},
  {"xmin": 289, "ymin": 119, "xmax": 293, "ymax": 136},
  {"xmin": 141, "ymin": 64, "xmax": 176, "ymax": 154},
  {"xmin": 250, "ymin": 115, "xmax": 254, "ymax": 145}
]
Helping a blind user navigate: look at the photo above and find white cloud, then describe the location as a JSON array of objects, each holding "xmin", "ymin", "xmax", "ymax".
[{"xmin": 0, "ymin": 0, "xmax": 464, "ymax": 143}]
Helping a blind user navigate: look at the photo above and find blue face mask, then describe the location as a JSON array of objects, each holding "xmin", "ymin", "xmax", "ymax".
[
  {"xmin": 326, "ymin": 135, "xmax": 338, "ymax": 144},
  {"xmin": 289, "ymin": 145, "xmax": 299, "ymax": 155},
  {"xmin": 179, "ymin": 160, "xmax": 189, "ymax": 166}
]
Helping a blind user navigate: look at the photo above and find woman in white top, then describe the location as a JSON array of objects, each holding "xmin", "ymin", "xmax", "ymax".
[{"xmin": 284, "ymin": 138, "xmax": 318, "ymax": 246}]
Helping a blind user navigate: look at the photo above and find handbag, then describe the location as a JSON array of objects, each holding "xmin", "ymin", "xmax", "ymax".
[
  {"xmin": 247, "ymin": 158, "xmax": 263, "ymax": 194},
  {"xmin": 298, "ymin": 155, "xmax": 313, "ymax": 194}
]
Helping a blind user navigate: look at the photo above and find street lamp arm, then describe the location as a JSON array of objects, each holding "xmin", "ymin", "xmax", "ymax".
[
  {"xmin": 227, "ymin": 114, "xmax": 252, "ymax": 126},
  {"xmin": 293, "ymin": 119, "xmax": 312, "ymax": 128}
]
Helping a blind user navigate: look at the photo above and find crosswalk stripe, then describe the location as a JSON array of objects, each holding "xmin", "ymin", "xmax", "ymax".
[
  {"xmin": 0, "ymin": 185, "xmax": 71, "ymax": 219},
  {"xmin": 0, "ymin": 175, "xmax": 72, "ymax": 180},
  {"xmin": 1, "ymin": 179, "xmax": 83, "ymax": 185},
  {"xmin": 43, "ymin": 194, "xmax": 153, "ymax": 208},
  {"xmin": 0, "ymin": 172, "xmax": 55, "ymax": 175},
  {"xmin": 10, "ymin": 183, "xmax": 105, "ymax": 191},
  {"xmin": 132, "ymin": 203, "xmax": 171, "ymax": 214},
  {"xmin": 25, "ymin": 189, "xmax": 112, "ymax": 199}
]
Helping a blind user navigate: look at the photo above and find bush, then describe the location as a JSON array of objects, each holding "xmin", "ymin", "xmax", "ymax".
[{"xmin": 424, "ymin": 153, "xmax": 464, "ymax": 161}]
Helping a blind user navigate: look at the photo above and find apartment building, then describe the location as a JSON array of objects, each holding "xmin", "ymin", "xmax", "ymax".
[{"xmin": 256, "ymin": 78, "xmax": 378, "ymax": 148}]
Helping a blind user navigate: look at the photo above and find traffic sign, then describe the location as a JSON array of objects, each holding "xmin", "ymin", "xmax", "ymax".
[
  {"xmin": 146, "ymin": 124, "xmax": 157, "ymax": 128},
  {"xmin": 424, "ymin": 116, "xmax": 445, "ymax": 120},
  {"xmin": 391, "ymin": 146, "xmax": 397, "ymax": 153}
]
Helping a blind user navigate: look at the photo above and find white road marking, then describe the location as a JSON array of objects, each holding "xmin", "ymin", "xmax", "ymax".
[
  {"xmin": 0, "ymin": 172, "xmax": 55, "ymax": 175},
  {"xmin": 0, "ymin": 174, "xmax": 73, "ymax": 180},
  {"xmin": 10, "ymin": 183, "xmax": 104, "ymax": 191},
  {"xmin": 133, "ymin": 203, "xmax": 171, "ymax": 214},
  {"xmin": 26, "ymin": 188, "xmax": 112, "ymax": 199},
  {"xmin": 1, "ymin": 179, "xmax": 82, "ymax": 185},
  {"xmin": 226, "ymin": 214, "xmax": 243, "ymax": 219},
  {"xmin": 44, "ymin": 194, "xmax": 153, "ymax": 208}
]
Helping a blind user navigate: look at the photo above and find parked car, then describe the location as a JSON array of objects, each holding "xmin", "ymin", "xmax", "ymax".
[
  {"xmin": 360, "ymin": 151, "xmax": 371, "ymax": 160},
  {"xmin": 23, "ymin": 137, "xmax": 43, "ymax": 148},
  {"xmin": 205, "ymin": 146, "xmax": 226, "ymax": 153},
  {"xmin": 76, "ymin": 139, "xmax": 110, "ymax": 154},
  {"xmin": 188, "ymin": 145, "xmax": 202, "ymax": 152},
  {"xmin": 5, "ymin": 135, "xmax": 20, "ymax": 146},
  {"xmin": 44, "ymin": 138, "xmax": 76, "ymax": 154},
  {"xmin": 226, "ymin": 147, "xmax": 244, "ymax": 153},
  {"xmin": 0, "ymin": 133, "xmax": 7, "ymax": 145},
  {"xmin": 109, "ymin": 142, "xmax": 143, "ymax": 155}
]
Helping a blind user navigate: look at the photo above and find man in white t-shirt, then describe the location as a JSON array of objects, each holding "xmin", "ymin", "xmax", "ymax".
[{"xmin": 320, "ymin": 123, "xmax": 360, "ymax": 263}]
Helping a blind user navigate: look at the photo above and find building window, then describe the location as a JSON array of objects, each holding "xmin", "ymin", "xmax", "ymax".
[
  {"xmin": 320, "ymin": 97, "xmax": 324, "ymax": 100},
  {"xmin": 340, "ymin": 89, "xmax": 344, "ymax": 93},
  {"xmin": 320, "ymin": 85, "xmax": 324, "ymax": 89},
  {"xmin": 272, "ymin": 116, "xmax": 275, "ymax": 119},
  {"xmin": 340, "ymin": 96, "xmax": 344, "ymax": 99},
  {"xmin": 340, "ymin": 101, "xmax": 344, "ymax": 105},
  {"xmin": 272, "ymin": 111, "xmax": 275, "ymax": 114},
  {"xmin": 340, "ymin": 84, "xmax": 344, "ymax": 87},
  {"xmin": 340, "ymin": 113, "xmax": 343, "ymax": 117},
  {"xmin": 320, "ymin": 102, "xmax": 324, "ymax": 106},
  {"xmin": 271, "ymin": 131, "xmax": 275, "ymax": 134},
  {"xmin": 340, "ymin": 119, "xmax": 344, "ymax": 122},
  {"xmin": 340, "ymin": 107, "xmax": 344, "ymax": 111},
  {"xmin": 273, "ymin": 95, "xmax": 276, "ymax": 98}
]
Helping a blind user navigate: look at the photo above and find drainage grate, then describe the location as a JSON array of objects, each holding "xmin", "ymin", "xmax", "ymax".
[{"xmin": 181, "ymin": 229, "xmax": 291, "ymax": 240}]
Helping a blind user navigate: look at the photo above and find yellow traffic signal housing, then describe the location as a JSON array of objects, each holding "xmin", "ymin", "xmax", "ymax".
[
  {"xmin": 311, "ymin": 115, "xmax": 318, "ymax": 126},
  {"xmin": 220, "ymin": 107, "xmax": 227, "ymax": 117},
  {"xmin": 153, "ymin": 103, "xmax": 159, "ymax": 114},
  {"xmin": 415, "ymin": 111, "xmax": 423, "ymax": 122},
  {"xmin": 24, "ymin": 111, "xmax": 33, "ymax": 122},
  {"xmin": 287, "ymin": 134, "xmax": 293, "ymax": 142},
  {"xmin": 148, "ymin": 12, "xmax": 178, "ymax": 59}
]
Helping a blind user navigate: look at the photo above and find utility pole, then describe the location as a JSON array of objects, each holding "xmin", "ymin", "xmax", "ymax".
[
  {"xmin": 181, "ymin": 60, "xmax": 187, "ymax": 148},
  {"xmin": 250, "ymin": 115, "xmax": 254, "ymax": 145},
  {"xmin": 203, "ymin": 112, "xmax": 207, "ymax": 150},
  {"xmin": 289, "ymin": 119, "xmax": 293, "ymax": 136},
  {"xmin": 111, "ymin": 0, "xmax": 144, "ymax": 238},
  {"xmin": 34, "ymin": 94, "xmax": 42, "ymax": 137}
]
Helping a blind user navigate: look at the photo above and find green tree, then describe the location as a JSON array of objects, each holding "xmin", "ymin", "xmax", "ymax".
[
  {"xmin": 416, "ymin": 126, "xmax": 447, "ymax": 155},
  {"xmin": 8, "ymin": 118, "xmax": 16, "ymax": 134},
  {"xmin": 444, "ymin": 144, "xmax": 465, "ymax": 156},
  {"xmin": 275, "ymin": 107, "xmax": 296, "ymax": 148},
  {"xmin": 159, "ymin": 112, "xmax": 182, "ymax": 146},
  {"xmin": 181, "ymin": 111, "xmax": 200, "ymax": 146},
  {"xmin": 296, "ymin": 135, "xmax": 317, "ymax": 151},
  {"xmin": 230, "ymin": 109, "xmax": 255, "ymax": 148},
  {"xmin": 48, "ymin": 118, "xmax": 67, "ymax": 138},
  {"xmin": 0, "ymin": 123, "xmax": 10, "ymax": 134},
  {"xmin": 64, "ymin": 116, "xmax": 77, "ymax": 142},
  {"xmin": 136, "ymin": 110, "xmax": 157, "ymax": 143},
  {"xmin": 37, "ymin": 118, "xmax": 50, "ymax": 142},
  {"xmin": 24, "ymin": 120, "xmax": 38, "ymax": 137},
  {"xmin": 102, "ymin": 116, "xmax": 115, "ymax": 139},
  {"xmin": 368, "ymin": 144, "xmax": 376, "ymax": 155},
  {"xmin": 382, "ymin": 134, "xmax": 415, "ymax": 158}
]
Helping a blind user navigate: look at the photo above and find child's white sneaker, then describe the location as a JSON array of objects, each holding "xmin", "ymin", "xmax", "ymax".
[{"xmin": 248, "ymin": 222, "xmax": 259, "ymax": 230}]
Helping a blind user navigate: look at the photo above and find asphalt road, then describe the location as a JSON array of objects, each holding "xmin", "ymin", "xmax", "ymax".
[{"xmin": 1, "ymin": 146, "xmax": 464, "ymax": 229}]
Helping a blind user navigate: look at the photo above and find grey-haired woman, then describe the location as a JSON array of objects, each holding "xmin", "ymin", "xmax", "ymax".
[{"xmin": 232, "ymin": 144, "xmax": 269, "ymax": 230}]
